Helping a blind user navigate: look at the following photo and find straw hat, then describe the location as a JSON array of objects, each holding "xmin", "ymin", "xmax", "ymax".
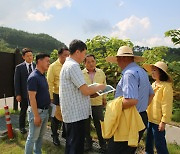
[
  {"xmin": 143, "ymin": 61, "xmax": 172, "ymax": 81},
  {"xmin": 106, "ymin": 46, "xmax": 144, "ymax": 63}
]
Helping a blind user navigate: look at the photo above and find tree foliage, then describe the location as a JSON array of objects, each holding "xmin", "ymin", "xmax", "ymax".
[
  {"xmin": 142, "ymin": 46, "xmax": 168, "ymax": 64},
  {"xmin": 165, "ymin": 29, "xmax": 180, "ymax": 45},
  {"xmin": 0, "ymin": 27, "xmax": 66, "ymax": 54},
  {"xmin": 0, "ymin": 39, "xmax": 14, "ymax": 53},
  {"xmin": 50, "ymin": 49, "xmax": 58, "ymax": 63}
]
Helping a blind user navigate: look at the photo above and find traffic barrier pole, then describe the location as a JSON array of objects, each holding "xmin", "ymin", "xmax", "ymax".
[{"xmin": 4, "ymin": 94, "xmax": 13, "ymax": 139}]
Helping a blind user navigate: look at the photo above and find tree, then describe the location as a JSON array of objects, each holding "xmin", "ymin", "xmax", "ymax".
[
  {"xmin": 50, "ymin": 49, "xmax": 58, "ymax": 63},
  {"xmin": 165, "ymin": 29, "xmax": 180, "ymax": 45},
  {"xmin": 0, "ymin": 39, "xmax": 14, "ymax": 53},
  {"xmin": 0, "ymin": 26, "xmax": 66, "ymax": 54},
  {"xmin": 142, "ymin": 46, "xmax": 168, "ymax": 64}
]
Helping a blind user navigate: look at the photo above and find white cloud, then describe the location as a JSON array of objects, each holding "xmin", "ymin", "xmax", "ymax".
[
  {"xmin": 0, "ymin": 0, "xmax": 72, "ymax": 25},
  {"xmin": 27, "ymin": 11, "xmax": 53, "ymax": 21},
  {"xmin": 43, "ymin": 0, "xmax": 72, "ymax": 9},
  {"xmin": 110, "ymin": 15, "xmax": 180, "ymax": 47},
  {"xmin": 111, "ymin": 15, "xmax": 150, "ymax": 40},
  {"xmin": 134, "ymin": 37, "xmax": 180, "ymax": 48},
  {"xmin": 118, "ymin": 1, "xmax": 124, "ymax": 7}
]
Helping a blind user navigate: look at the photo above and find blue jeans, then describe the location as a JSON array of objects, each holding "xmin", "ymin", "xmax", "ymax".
[
  {"xmin": 25, "ymin": 107, "xmax": 49, "ymax": 154},
  {"xmin": 145, "ymin": 122, "xmax": 169, "ymax": 154}
]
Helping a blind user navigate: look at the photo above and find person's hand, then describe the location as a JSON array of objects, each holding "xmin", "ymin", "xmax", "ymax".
[
  {"xmin": 16, "ymin": 95, "xmax": 22, "ymax": 102},
  {"xmin": 34, "ymin": 115, "xmax": 42, "ymax": 127},
  {"xmin": 158, "ymin": 122, "xmax": 166, "ymax": 131},
  {"xmin": 90, "ymin": 93, "xmax": 99, "ymax": 98},
  {"xmin": 102, "ymin": 98, "xmax": 107, "ymax": 106}
]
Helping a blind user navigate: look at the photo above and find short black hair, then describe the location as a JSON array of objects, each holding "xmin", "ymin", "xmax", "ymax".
[
  {"xmin": 22, "ymin": 48, "xmax": 32, "ymax": 56},
  {"xmin": 84, "ymin": 54, "xmax": 96, "ymax": 63},
  {"xmin": 158, "ymin": 68, "xmax": 169, "ymax": 81},
  {"xmin": 58, "ymin": 47, "xmax": 69, "ymax": 55},
  {"xmin": 36, "ymin": 53, "xmax": 50, "ymax": 64},
  {"xmin": 69, "ymin": 39, "xmax": 87, "ymax": 55}
]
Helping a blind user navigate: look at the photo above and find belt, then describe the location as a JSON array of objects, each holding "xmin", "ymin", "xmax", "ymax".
[{"xmin": 38, "ymin": 106, "xmax": 49, "ymax": 110}]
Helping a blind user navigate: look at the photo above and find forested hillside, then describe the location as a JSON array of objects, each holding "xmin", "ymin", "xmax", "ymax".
[{"xmin": 0, "ymin": 27, "xmax": 66, "ymax": 54}]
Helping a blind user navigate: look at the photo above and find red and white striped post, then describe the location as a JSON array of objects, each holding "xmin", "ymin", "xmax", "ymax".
[{"xmin": 4, "ymin": 94, "xmax": 13, "ymax": 139}]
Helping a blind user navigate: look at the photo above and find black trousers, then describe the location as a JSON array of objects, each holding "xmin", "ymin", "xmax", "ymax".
[
  {"xmin": 51, "ymin": 93, "xmax": 63, "ymax": 137},
  {"xmin": 65, "ymin": 119, "xmax": 86, "ymax": 154},
  {"xmin": 85, "ymin": 105, "xmax": 106, "ymax": 148},
  {"xmin": 19, "ymin": 98, "xmax": 28, "ymax": 129},
  {"xmin": 51, "ymin": 116, "xmax": 62, "ymax": 137},
  {"xmin": 107, "ymin": 111, "xmax": 148, "ymax": 154}
]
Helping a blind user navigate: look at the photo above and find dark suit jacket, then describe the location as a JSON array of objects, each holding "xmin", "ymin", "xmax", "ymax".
[{"xmin": 14, "ymin": 62, "xmax": 36, "ymax": 99}]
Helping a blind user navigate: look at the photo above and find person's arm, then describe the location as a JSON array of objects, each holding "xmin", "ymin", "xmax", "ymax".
[
  {"xmin": 14, "ymin": 65, "xmax": 22, "ymax": 102},
  {"xmin": 159, "ymin": 83, "xmax": 173, "ymax": 130},
  {"xmin": 79, "ymin": 84, "xmax": 105, "ymax": 96},
  {"xmin": 148, "ymin": 83, "xmax": 155, "ymax": 105},
  {"xmin": 47, "ymin": 65, "xmax": 54, "ymax": 101},
  {"xmin": 28, "ymin": 91, "xmax": 41, "ymax": 127},
  {"xmin": 102, "ymin": 71, "xmax": 107, "ymax": 106},
  {"xmin": 70, "ymin": 65, "xmax": 105, "ymax": 96},
  {"xmin": 122, "ymin": 98, "xmax": 138, "ymax": 109},
  {"xmin": 148, "ymin": 93, "xmax": 154, "ymax": 105},
  {"xmin": 122, "ymin": 73, "xmax": 139, "ymax": 109},
  {"xmin": 102, "ymin": 98, "xmax": 107, "ymax": 106}
]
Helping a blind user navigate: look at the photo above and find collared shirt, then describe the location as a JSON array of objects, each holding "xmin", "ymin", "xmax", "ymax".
[
  {"xmin": 27, "ymin": 69, "xmax": 50, "ymax": 109},
  {"xmin": 82, "ymin": 68, "xmax": 106, "ymax": 106},
  {"xmin": 60, "ymin": 57, "xmax": 90, "ymax": 123},
  {"xmin": 115, "ymin": 62, "xmax": 154, "ymax": 112},
  {"xmin": 147, "ymin": 81, "xmax": 173, "ymax": 124},
  {"xmin": 47, "ymin": 59, "xmax": 62, "ymax": 99},
  {"xmin": 25, "ymin": 61, "xmax": 34, "ymax": 73}
]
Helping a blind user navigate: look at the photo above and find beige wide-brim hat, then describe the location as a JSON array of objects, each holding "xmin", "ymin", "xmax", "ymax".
[
  {"xmin": 106, "ymin": 46, "xmax": 145, "ymax": 63},
  {"xmin": 143, "ymin": 61, "xmax": 172, "ymax": 81}
]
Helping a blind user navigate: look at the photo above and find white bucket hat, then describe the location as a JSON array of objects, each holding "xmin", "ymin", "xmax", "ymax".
[
  {"xmin": 106, "ymin": 46, "xmax": 145, "ymax": 63},
  {"xmin": 143, "ymin": 61, "xmax": 172, "ymax": 82}
]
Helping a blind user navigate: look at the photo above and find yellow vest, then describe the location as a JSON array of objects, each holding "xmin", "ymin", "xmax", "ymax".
[
  {"xmin": 101, "ymin": 97, "xmax": 145, "ymax": 147},
  {"xmin": 82, "ymin": 68, "xmax": 106, "ymax": 106},
  {"xmin": 47, "ymin": 59, "xmax": 62, "ymax": 99}
]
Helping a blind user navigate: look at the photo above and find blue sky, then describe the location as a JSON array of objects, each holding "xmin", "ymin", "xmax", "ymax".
[{"xmin": 0, "ymin": 0, "xmax": 180, "ymax": 47}]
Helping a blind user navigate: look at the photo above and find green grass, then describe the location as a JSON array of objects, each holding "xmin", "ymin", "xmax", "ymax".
[
  {"xmin": 168, "ymin": 143, "xmax": 180, "ymax": 154},
  {"xmin": 172, "ymin": 109, "xmax": 180, "ymax": 122},
  {"xmin": 0, "ymin": 131, "xmax": 64, "ymax": 154}
]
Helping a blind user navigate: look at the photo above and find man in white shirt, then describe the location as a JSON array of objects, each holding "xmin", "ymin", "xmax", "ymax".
[{"xmin": 60, "ymin": 39, "xmax": 105, "ymax": 154}]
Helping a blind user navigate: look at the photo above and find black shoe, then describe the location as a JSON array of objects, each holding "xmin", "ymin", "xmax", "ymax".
[
  {"xmin": 53, "ymin": 136, "xmax": 60, "ymax": 146},
  {"xmin": 20, "ymin": 128, "xmax": 27, "ymax": 134}
]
